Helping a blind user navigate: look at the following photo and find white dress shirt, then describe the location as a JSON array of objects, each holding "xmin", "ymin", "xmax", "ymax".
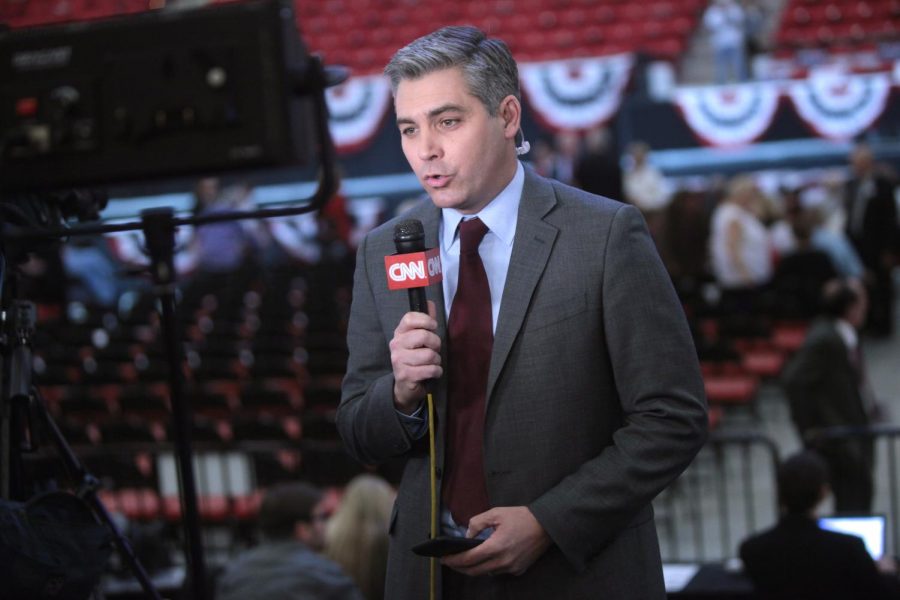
[{"xmin": 439, "ymin": 161, "xmax": 524, "ymax": 332}]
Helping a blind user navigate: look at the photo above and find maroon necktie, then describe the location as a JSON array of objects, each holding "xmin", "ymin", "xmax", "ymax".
[{"xmin": 443, "ymin": 218, "xmax": 492, "ymax": 527}]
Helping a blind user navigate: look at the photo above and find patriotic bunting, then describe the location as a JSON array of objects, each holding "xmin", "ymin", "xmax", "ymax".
[
  {"xmin": 323, "ymin": 56, "xmax": 897, "ymax": 153},
  {"xmin": 674, "ymin": 82, "xmax": 781, "ymax": 147},
  {"xmin": 519, "ymin": 54, "xmax": 634, "ymax": 131},
  {"xmin": 325, "ymin": 75, "xmax": 393, "ymax": 154},
  {"xmin": 787, "ymin": 71, "xmax": 891, "ymax": 140}
]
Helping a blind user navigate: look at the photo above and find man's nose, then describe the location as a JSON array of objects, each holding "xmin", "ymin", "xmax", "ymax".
[{"xmin": 417, "ymin": 130, "xmax": 441, "ymax": 161}]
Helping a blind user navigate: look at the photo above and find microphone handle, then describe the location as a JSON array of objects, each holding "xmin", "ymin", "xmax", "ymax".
[{"xmin": 407, "ymin": 287, "xmax": 427, "ymax": 314}]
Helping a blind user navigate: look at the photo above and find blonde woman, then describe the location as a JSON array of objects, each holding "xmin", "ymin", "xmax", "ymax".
[
  {"xmin": 325, "ymin": 475, "xmax": 395, "ymax": 600},
  {"xmin": 709, "ymin": 175, "xmax": 775, "ymax": 316}
]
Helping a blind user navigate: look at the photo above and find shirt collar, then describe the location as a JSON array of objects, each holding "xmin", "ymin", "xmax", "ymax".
[
  {"xmin": 441, "ymin": 161, "xmax": 524, "ymax": 251},
  {"xmin": 835, "ymin": 319, "xmax": 858, "ymax": 351}
]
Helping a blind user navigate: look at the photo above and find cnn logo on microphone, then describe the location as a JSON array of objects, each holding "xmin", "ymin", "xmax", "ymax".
[{"xmin": 385, "ymin": 248, "xmax": 442, "ymax": 290}]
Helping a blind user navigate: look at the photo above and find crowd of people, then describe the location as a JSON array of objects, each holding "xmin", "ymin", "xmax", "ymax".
[{"xmin": 530, "ymin": 131, "xmax": 899, "ymax": 336}]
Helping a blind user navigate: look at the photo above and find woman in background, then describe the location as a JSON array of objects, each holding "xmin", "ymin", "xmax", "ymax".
[{"xmin": 325, "ymin": 475, "xmax": 395, "ymax": 600}]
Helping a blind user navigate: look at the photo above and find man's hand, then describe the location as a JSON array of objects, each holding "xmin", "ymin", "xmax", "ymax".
[
  {"xmin": 390, "ymin": 300, "xmax": 442, "ymax": 413},
  {"xmin": 441, "ymin": 507, "xmax": 552, "ymax": 577}
]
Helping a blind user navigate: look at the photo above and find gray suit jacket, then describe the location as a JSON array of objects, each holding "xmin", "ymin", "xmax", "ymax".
[{"xmin": 338, "ymin": 168, "xmax": 708, "ymax": 599}]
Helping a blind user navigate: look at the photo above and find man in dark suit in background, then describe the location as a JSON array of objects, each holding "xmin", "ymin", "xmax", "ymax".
[
  {"xmin": 338, "ymin": 25, "xmax": 708, "ymax": 600},
  {"xmin": 740, "ymin": 451, "xmax": 899, "ymax": 600},
  {"xmin": 782, "ymin": 278, "xmax": 877, "ymax": 513},
  {"xmin": 844, "ymin": 143, "xmax": 899, "ymax": 336}
]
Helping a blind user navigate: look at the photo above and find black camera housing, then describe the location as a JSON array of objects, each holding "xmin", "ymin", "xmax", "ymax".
[{"xmin": 0, "ymin": 0, "xmax": 316, "ymax": 192}]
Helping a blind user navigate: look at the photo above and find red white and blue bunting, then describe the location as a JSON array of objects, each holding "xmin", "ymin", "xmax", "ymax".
[
  {"xmin": 518, "ymin": 54, "xmax": 634, "ymax": 131},
  {"xmin": 323, "ymin": 56, "xmax": 897, "ymax": 153},
  {"xmin": 325, "ymin": 75, "xmax": 392, "ymax": 154},
  {"xmin": 787, "ymin": 71, "xmax": 891, "ymax": 141},
  {"xmin": 674, "ymin": 82, "xmax": 781, "ymax": 147}
]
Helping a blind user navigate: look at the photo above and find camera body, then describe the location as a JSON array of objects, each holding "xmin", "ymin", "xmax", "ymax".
[{"xmin": 0, "ymin": 0, "xmax": 315, "ymax": 192}]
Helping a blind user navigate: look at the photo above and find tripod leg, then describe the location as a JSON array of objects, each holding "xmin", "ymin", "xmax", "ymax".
[{"xmin": 36, "ymin": 390, "xmax": 163, "ymax": 600}]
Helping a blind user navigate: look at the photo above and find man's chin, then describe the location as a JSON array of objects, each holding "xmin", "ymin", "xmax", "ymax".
[{"xmin": 427, "ymin": 190, "xmax": 465, "ymax": 210}]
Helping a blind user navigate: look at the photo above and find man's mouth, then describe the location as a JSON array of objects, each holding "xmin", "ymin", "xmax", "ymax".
[{"xmin": 424, "ymin": 174, "xmax": 451, "ymax": 188}]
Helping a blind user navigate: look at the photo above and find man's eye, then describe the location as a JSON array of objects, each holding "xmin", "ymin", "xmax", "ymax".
[
  {"xmin": 441, "ymin": 119, "xmax": 459, "ymax": 128},
  {"xmin": 401, "ymin": 127, "xmax": 416, "ymax": 136}
]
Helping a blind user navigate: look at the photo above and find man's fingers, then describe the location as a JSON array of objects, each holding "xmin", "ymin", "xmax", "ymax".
[
  {"xmin": 396, "ymin": 328, "xmax": 441, "ymax": 352},
  {"xmin": 466, "ymin": 509, "xmax": 500, "ymax": 538},
  {"xmin": 394, "ymin": 309, "xmax": 438, "ymax": 335}
]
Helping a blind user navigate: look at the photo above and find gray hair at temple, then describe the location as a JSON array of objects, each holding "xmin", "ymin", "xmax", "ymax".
[{"xmin": 383, "ymin": 25, "xmax": 521, "ymax": 117}]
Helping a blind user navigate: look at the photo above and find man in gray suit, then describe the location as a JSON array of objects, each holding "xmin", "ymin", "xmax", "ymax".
[{"xmin": 338, "ymin": 26, "xmax": 708, "ymax": 599}]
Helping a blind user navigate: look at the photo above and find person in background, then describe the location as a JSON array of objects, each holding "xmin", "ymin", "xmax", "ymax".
[
  {"xmin": 574, "ymin": 125, "xmax": 623, "ymax": 201},
  {"xmin": 216, "ymin": 482, "xmax": 363, "ymax": 600},
  {"xmin": 623, "ymin": 141, "xmax": 671, "ymax": 239},
  {"xmin": 704, "ymin": 0, "xmax": 748, "ymax": 83},
  {"xmin": 782, "ymin": 279, "xmax": 884, "ymax": 513},
  {"xmin": 325, "ymin": 474, "xmax": 395, "ymax": 600},
  {"xmin": 739, "ymin": 450, "xmax": 900, "ymax": 600},
  {"xmin": 61, "ymin": 235, "xmax": 125, "ymax": 307},
  {"xmin": 658, "ymin": 190, "xmax": 712, "ymax": 302},
  {"xmin": 769, "ymin": 206, "xmax": 838, "ymax": 319},
  {"xmin": 741, "ymin": 0, "xmax": 766, "ymax": 72},
  {"xmin": 771, "ymin": 187, "xmax": 865, "ymax": 280},
  {"xmin": 189, "ymin": 181, "xmax": 269, "ymax": 274},
  {"xmin": 548, "ymin": 129, "xmax": 581, "ymax": 186},
  {"xmin": 190, "ymin": 176, "xmax": 220, "ymax": 217},
  {"xmin": 709, "ymin": 175, "xmax": 773, "ymax": 313},
  {"xmin": 809, "ymin": 204, "xmax": 865, "ymax": 280},
  {"xmin": 527, "ymin": 137, "xmax": 557, "ymax": 180},
  {"xmin": 843, "ymin": 143, "xmax": 899, "ymax": 337}
]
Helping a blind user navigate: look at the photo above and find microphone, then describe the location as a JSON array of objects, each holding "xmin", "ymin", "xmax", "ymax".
[{"xmin": 387, "ymin": 219, "xmax": 442, "ymax": 314}]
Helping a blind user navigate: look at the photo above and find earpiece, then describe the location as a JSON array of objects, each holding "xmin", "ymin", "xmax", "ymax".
[
  {"xmin": 515, "ymin": 129, "xmax": 530, "ymax": 156},
  {"xmin": 516, "ymin": 140, "xmax": 531, "ymax": 156}
]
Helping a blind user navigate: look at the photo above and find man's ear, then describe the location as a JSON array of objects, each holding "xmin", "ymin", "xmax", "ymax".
[
  {"xmin": 499, "ymin": 95, "xmax": 522, "ymax": 140},
  {"xmin": 294, "ymin": 521, "xmax": 312, "ymax": 543}
]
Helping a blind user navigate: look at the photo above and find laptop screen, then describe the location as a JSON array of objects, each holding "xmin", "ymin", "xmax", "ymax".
[{"xmin": 818, "ymin": 515, "xmax": 886, "ymax": 560}]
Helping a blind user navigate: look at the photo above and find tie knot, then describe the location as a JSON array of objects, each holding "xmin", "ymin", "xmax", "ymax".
[{"xmin": 459, "ymin": 218, "xmax": 489, "ymax": 255}]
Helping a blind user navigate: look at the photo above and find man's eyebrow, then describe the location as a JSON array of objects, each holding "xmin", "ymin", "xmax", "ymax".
[
  {"xmin": 427, "ymin": 104, "xmax": 465, "ymax": 118},
  {"xmin": 395, "ymin": 104, "xmax": 467, "ymax": 126}
]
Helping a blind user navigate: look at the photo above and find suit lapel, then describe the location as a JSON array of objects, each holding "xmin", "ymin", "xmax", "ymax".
[{"xmin": 487, "ymin": 169, "xmax": 558, "ymax": 403}]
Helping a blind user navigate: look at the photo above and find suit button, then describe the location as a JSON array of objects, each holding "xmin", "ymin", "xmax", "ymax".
[{"xmin": 435, "ymin": 468, "xmax": 442, "ymax": 479}]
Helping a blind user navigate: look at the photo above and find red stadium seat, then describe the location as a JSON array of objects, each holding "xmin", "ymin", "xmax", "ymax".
[
  {"xmin": 740, "ymin": 348, "xmax": 786, "ymax": 379},
  {"xmin": 117, "ymin": 488, "xmax": 161, "ymax": 521},
  {"xmin": 590, "ymin": 5, "xmax": 616, "ymax": 24},
  {"xmin": 232, "ymin": 491, "xmax": 264, "ymax": 521},
  {"xmin": 772, "ymin": 322, "xmax": 810, "ymax": 353},
  {"xmin": 704, "ymin": 374, "xmax": 760, "ymax": 406}
]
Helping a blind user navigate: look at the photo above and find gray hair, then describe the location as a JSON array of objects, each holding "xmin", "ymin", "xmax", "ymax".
[{"xmin": 384, "ymin": 25, "xmax": 520, "ymax": 116}]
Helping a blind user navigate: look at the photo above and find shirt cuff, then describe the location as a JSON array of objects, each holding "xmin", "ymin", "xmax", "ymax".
[{"xmin": 396, "ymin": 402, "xmax": 429, "ymax": 440}]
